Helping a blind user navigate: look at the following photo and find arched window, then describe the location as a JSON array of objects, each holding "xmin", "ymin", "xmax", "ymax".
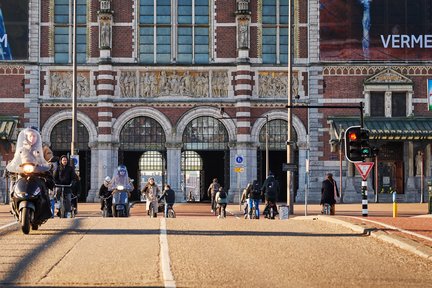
[
  {"xmin": 50, "ymin": 120, "xmax": 89, "ymax": 151},
  {"xmin": 120, "ymin": 117, "xmax": 166, "ymax": 151},
  {"xmin": 182, "ymin": 116, "xmax": 229, "ymax": 150},
  {"xmin": 259, "ymin": 119, "xmax": 296, "ymax": 150}
]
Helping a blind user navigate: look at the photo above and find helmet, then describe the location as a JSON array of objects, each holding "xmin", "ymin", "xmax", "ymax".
[
  {"xmin": 117, "ymin": 164, "xmax": 127, "ymax": 176},
  {"xmin": 104, "ymin": 176, "xmax": 111, "ymax": 182}
]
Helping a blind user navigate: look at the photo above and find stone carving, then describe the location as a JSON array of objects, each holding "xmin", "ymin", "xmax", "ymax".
[
  {"xmin": 137, "ymin": 70, "xmax": 217, "ymax": 98},
  {"xmin": 119, "ymin": 71, "xmax": 136, "ymax": 97},
  {"xmin": 259, "ymin": 72, "xmax": 288, "ymax": 98},
  {"xmin": 238, "ymin": 20, "xmax": 249, "ymax": 49},
  {"xmin": 50, "ymin": 71, "xmax": 90, "ymax": 98},
  {"xmin": 258, "ymin": 72, "xmax": 300, "ymax": 98},
  {"xmin": 100, "ymin": 21, "xmax": 111, "ymax": 48},
  {"xmin": 211, "ymin": 71, "xmax": 229, "ymax": 97}
]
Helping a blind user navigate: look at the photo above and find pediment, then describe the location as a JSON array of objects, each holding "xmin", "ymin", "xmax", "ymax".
[{"xmin": 364, "ymin": 68, "xmax": 413, "ymax": 85}]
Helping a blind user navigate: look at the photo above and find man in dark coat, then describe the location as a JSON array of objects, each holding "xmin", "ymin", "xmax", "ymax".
[
  {"xmin": 53, "ymin": 155, "xmax": 78, "ymax": 217},
  {"xmin": 321, "ymin": 173, "xmax": 340, "ymax": 215}
]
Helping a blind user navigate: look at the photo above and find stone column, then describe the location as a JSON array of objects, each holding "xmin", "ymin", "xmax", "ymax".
[
  {"xmin": 87, "ymin": 0, "xmax": 115, "ymax": 202},
  {"xmin": 166, "ymin": 143, "xmax": 183, "ymax": 202}
]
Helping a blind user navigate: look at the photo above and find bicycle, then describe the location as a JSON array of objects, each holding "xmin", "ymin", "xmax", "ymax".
[
  {"xmin": 165, "ymin": 203, "xmax": 176, "ymax": 218},
  {"xmin": 322, "ymin": 203, "xmax": 332, "ymax": 215},
  {"xmin": 55, "ymin": 183, "xmax": 73, "ymax": 218},
  {"xmin": 101, "ymin": 194, "xmax": 113, "ymax": 217}
]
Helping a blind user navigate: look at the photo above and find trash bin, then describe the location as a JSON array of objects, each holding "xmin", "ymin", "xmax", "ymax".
[
  {"xmin": 279, "ymin": 205, "xmax": 289, "ymax": 220},
  {"xmin": 428, "ymin": 180, "xmax": 432, "ymax": 214}
]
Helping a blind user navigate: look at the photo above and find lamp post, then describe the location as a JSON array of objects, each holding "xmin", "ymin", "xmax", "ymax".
[
  {"xmin": 287, "ymin": 0, "xmax": 294, "ymax": 214},
  {"xmin": 71, "ymin": 0, "xmax": 78, "ymax": 157},
  {"xmin": 265, "ymin": 114, "xmax": 269, "ymax": 178}
]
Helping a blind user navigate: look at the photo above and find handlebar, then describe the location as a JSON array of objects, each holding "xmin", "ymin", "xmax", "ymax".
[{"xmin": 55, "ymin": 184, "xmax": 73, "ymax": 188}]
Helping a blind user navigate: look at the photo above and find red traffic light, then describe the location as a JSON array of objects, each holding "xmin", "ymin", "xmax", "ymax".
[{"xmin": 348, "ymin": 132, "xmax": 358, "ymax": 141}]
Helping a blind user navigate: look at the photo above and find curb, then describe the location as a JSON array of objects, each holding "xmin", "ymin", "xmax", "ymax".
[
  {"xmin": 293, "ymin": 215, "xmax": 432, "ymax": 262},
  {"xmin": 0, "ymin": 221, "xmax": 18, "ymax": 234}
]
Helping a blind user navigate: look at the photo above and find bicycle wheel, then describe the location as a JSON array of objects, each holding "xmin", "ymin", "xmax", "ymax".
[
  {"xmin": 60, "ymin": 193, "xmax": 66, "ymax": 218},
  {"xmin": 167, "ymin": 209, "xmax": 176, "ymax": 218}
]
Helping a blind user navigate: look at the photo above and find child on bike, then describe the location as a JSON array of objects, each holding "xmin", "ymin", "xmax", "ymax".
[{"xmin": 160, "ymin": 184, "xmax": 176, "ymax": 218}]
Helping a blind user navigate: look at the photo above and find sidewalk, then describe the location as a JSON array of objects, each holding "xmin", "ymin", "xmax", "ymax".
[{"xmin": 289, "ymin": 203, "xmax": 432, "ymax": 261}]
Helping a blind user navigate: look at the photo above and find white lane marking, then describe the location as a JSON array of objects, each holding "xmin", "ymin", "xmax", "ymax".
[
  {"xmin": 351, "ymin": 216, "xmax": 432, "ymax": 243},
  {"xmin": 160, "ymin": 218, "xmax": 176, "ymax": 288},
  {"xmin": 0, "ymin": 221, "xmax": 18, "ymax": 231}
]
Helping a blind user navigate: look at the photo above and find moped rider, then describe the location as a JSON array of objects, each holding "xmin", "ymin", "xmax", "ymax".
[
  {"xmin": 108, "ymin": 165, "xmax": 133, "ymax": 215},
  {"xmin": 142, "ymin": 177, "xmax": 161, "ymax": 215},
  {"xmin": 6, "ymin": 127, "xmax": 53, "ymax": 220},
  {"xmin": 99, "ymin": 176, "xmax": 112, "ymax": 216}
]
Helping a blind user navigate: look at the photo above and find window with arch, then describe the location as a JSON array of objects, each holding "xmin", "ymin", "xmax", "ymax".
[
  {"xmin": 120, "ymin": 117, "xmax": 166, "ymax": 150},
  {"xmin": 138, "ymin": 0, "xmax": 210, "ymax": 64},
  {"xmin": 50, "ymin": 120, "xmax": 89, "ymax": 150},
  {"xmin": 262, "ymin": 0, "xmax": 289, "ymax": 64},
  {"xmin": 54, "ymin": 0, "xmax": 87, "ymax": 63},
  {"xmin": 259, "ymin": 119, "xmax": 296, "ymax": 150},
  {"xmin": 183, "ymin": 116, "xmax": 229, "ymax": 150}
]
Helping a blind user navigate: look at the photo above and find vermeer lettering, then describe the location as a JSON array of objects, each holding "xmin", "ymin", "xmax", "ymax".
[{"xmin": 381, "ymin": 35, "xmax": 432, "ymax": 49}]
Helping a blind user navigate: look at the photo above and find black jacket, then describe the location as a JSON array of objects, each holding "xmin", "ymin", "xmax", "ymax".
[
  {"xmin": 160, "ymin": 188, "xmax": 176, "ymax": 204},
  {"xmin": 321, "ymin": 179, "xmax": 339, "ymax": 205},
  {"xmin": 54, "ymin": 165, "xmax": 77, "ymax": 186}
]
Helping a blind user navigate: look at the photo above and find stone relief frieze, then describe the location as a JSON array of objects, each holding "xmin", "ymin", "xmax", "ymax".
[
  {"xmin": 50, "ymin": 71, "xmax": 90, "ymax": 98},
  {"xmin": 118, "ymin": 70, "xmax": 228, "ymax": 98},
  {"xmin": 258, "ymin": 72, "xmax": 298, "ymax": 98},
  {"xmin": 119, "ymin": 71, "xmax": 137, "ymax": 97}
]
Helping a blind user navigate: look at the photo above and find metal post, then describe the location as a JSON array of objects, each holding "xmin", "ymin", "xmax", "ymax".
[
  {"xmin": 421, "ymin": 151, "xmax": 424, "ymax": 203},
  {"xmin": 265, "ymin": 115, "xmax": 269, "ymax": 178},
  {"xmin": 375, "ymin": 155, "xmax": 379, "ymax": 203},
  {"xmin": 362, "ymin": 180, "xmax": 368, "ymax": 217},
  {"xmin": 287, "ymin": 0, "xmax": 293, "ymax": 214},
  {"xmin": 71, "ymin": 0, "xmax": 78, "ymax": 156}
]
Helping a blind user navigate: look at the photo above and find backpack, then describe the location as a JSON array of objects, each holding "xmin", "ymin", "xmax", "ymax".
[
  {"xmin": 266, "ymin": 178, "xmax": 277, "ymax": 197},
  {"xmin": 219, "ymin": 190, "xmax": 227, "ymax": 199},
  {"xmin": 251, "ymin": 185, "xmax": 261, "ymax": 199}
]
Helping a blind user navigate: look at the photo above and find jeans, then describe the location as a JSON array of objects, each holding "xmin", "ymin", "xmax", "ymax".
[
  {"xmin": 50, "ymin": 199, "xmax": 55, "ymax": 218},
  {"xmin": 250, "ymin": 198, "xmax": 260, "ymax": 218}
]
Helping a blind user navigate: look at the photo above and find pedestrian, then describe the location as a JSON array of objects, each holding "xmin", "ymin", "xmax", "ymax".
[
  {"xmin": 160, "ymin": 184, "xmax": 176, "ymax": 218},
  {"xmin": 142, "ymin": 177, "xmax": 161, "ymax": 215},
  {"xmin": 321, "ymin": 172, "xmax": 340, "ymax": 215},
  {"xmin": 99, "ymin": 176, "xmax": 112, "ymax": 216},
  {"xmin": 207, "ymin": 178, "xmax": 220, "ymax": 213},
  {"xmin": 261, "ymin": 172, "xmax": 279, "ymax": 217},
  {"xmin": 241, "ymin": 183, "xmax": 252, "ymax": 218},
  {"xmin": 215, "ymin": 186, "xmax": 228, "ymax": 218},
  {"xmin": 250, "ymin": 180, "xmax": 261, "ymax": 219}
]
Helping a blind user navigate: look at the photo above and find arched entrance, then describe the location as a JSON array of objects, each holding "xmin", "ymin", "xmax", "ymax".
[
  {"xmin": 182, "ymin": 116, "xmax": 229, "ymax": 201},
  {"xmin": 118, "ymin": 116, "xmax": 166, "ymax": 200},
  {"xmin": 258, "ymin": 119, "xmax": 298, "ymax": 202},
  {"xmin": 50, "ymin": 120, "xmax": 90, "ymax": 202},
  {"xmin": 181, "ymin": 151, "xmax": 203, "ymax": 201}
]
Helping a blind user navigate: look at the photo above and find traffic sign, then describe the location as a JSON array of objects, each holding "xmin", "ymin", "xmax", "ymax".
[
  {"xmin": 70, "ymin": 154, "xmax": 79, "ymax": 170},
  {"xmin": 282, "ymin": 163, "xmax": 297, "ymax": 172},
  {"xmin": 355, "ymin": 162, "xmax": 374, "ymax": 180},
  {"xmin": 234, "ymin": 167, "xmax": 244, "ymax": 173},
  {"xmin": 235, "ymin": 155, "xmax": 244, "ymax": 164}
]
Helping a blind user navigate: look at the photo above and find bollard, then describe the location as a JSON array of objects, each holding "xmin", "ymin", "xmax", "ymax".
[{"xmin": 392, "ymin": 191, "xmax": 397, "ymax": 218}]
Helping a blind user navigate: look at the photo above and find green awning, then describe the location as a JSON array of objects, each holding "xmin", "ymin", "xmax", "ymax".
[
  {"xmin": 328, "ymin": 117, "xmax": 432, "ymax": 140},
  {"xmin": 0, "ymin": 116, "xmax": 18, "ymax": 141}
]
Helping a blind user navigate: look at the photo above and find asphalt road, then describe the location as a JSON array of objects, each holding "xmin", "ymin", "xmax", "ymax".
[{"xmin": 1, "ymin": 212, "xmax": 432, "ymax": 287}]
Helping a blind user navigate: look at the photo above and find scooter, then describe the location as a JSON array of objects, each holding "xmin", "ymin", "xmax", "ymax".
[
  {"xmin": 112, "ymin": 185, "xmax": 130, "ymax": 217},
  {"xmin": 9, "ymin": 162, "xmax": 52, "ymax": 234}
]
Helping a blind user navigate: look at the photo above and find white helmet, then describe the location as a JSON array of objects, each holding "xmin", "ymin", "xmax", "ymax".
[{"xmin": 104, "ymin": 176, "xmax": 111, "ymax": 183}]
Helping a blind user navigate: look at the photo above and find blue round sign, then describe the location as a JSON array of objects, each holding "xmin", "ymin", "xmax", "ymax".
[{"xmin": 235, "ymin": 155, "xmax": 244, "ymax": 164}]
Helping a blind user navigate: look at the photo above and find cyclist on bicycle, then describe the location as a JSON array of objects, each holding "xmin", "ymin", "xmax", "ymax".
[
  {"xmin": 99, "ymin": 176, "xmax": 112, "ymax": 216},
  {"xmin": 142, "ymin": 177, "xmax": 161, "ymax": 215},
  {"xmin": 53, "ymin": 155, "xmax": 78, "ymax": 218},
  {"xmin": 160, "ymin": 184, "xmax": 175, "ymax": 218}
]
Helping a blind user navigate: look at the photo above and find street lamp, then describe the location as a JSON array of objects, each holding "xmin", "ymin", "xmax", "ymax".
[
  {"xmin": 287, "ymin": 0, "xmax": 294, "ymax": 214},
  {"xmin": 71, "ymin": 0, "xmax": 78, "ymax": 157}
]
